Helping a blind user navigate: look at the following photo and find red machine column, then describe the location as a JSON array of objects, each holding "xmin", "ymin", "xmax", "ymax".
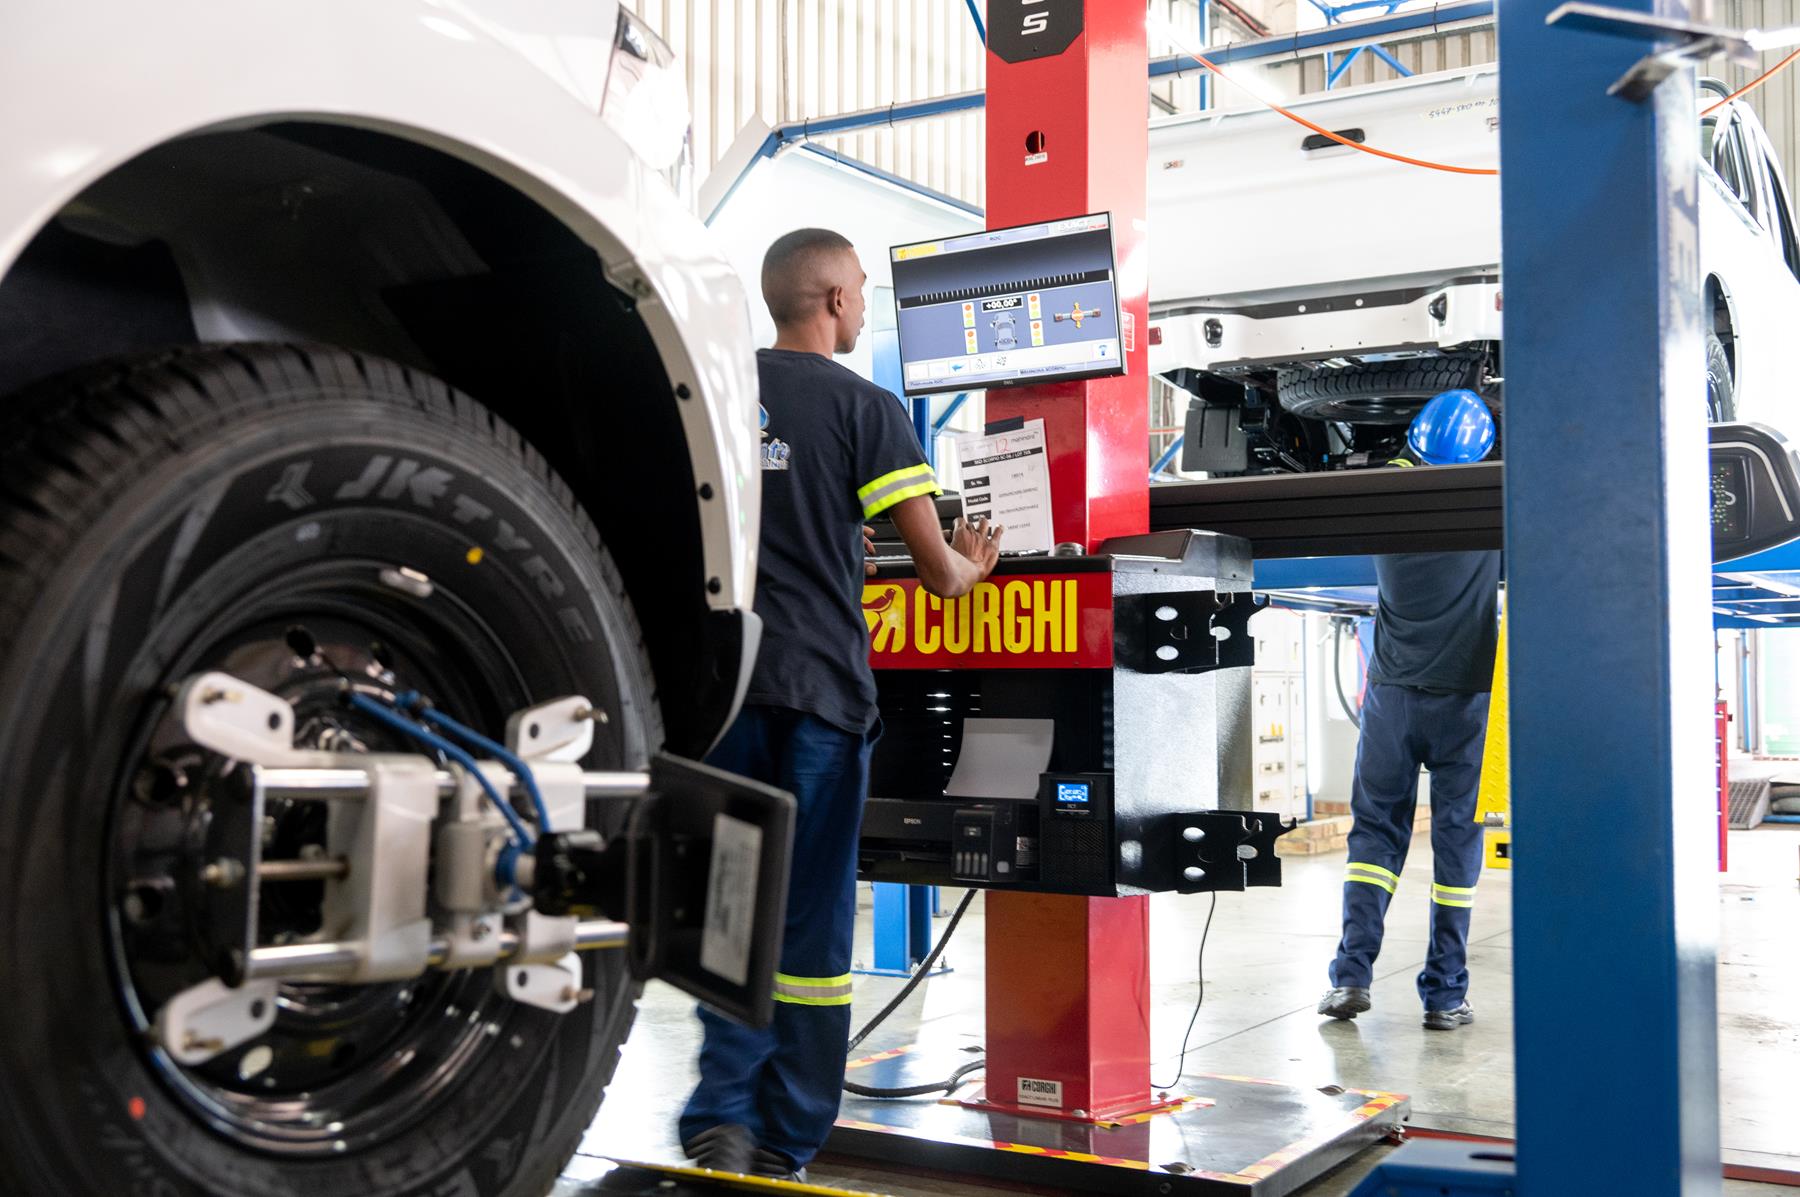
[
  {"xmin": 983, "ymin": 0, "xmax": 1150, "ymax": 553},
  {"xmin": 980, "ymin": 0, "xmax": 1154, "ymax": 1120}
]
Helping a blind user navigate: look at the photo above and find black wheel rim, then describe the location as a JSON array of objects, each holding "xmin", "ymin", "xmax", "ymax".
[{"xmin": 106, "ymin": 558, "xmax": 555, "ymax": 1157}]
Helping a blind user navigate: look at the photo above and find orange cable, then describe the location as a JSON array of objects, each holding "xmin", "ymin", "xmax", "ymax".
[
  {"xmin": 1704, "ymin": 46, "xmax": 1800, "ymax": 115},
  {"xmin": 1184, "ymin": 48, "xmax": 1498, "ymax": 175}
]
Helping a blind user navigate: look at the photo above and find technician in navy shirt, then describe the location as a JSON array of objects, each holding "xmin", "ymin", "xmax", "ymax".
[
  {"xmin": 680, "ymin": 228, "xmax": 1002, "ymax": 1179},
  {"xmin": 1318, "ymin": 550, "xmax": 1500, "ymax": 1031}
]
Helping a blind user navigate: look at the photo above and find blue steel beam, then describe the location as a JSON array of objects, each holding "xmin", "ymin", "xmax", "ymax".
[
  {"xmin": 912, "ymin": 397, "xmax": 935, "ymax": 468},
  {"xmin": 1371, "ymin": 44, "xmax": 1414, "ymax": 74},
  {"xmin": 1150, "ymin": 435, "xmax": 1185, "ymax": 475},
  {"xmin": 1327, "ymin": 45, "xmax": 1364, "ymax": 86},
  {"xmin": 756, "ymin": 0, "xmax": 1495, "ymax": 150},
  {"xmin": 773, "ymin": 91, "xmax": 986, "ymax": 146},
  {"xmin": 1498, "ymin": 0, "xmax": 1719, "ymax": 1192},
  {"xmin": 1252, "ymin": 555, "xmax": 1378, "ymax": 589},
  {"xmin": 963, "ymin": 0, "xmax": 986, "ymax": 44},
  {"xmin": 1198, "ymin": 0, "xmax": 1212, "ymax": 108},
  {"xmin": 1149, "ymin": 0, "xmax": 1493, "ymax": 73},
  {"xmin": 933, "ymin": 393, "xmax": 969, "ymax": 435}
]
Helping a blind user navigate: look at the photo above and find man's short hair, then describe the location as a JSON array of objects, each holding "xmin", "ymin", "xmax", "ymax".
[{"xmin": 762, "ymin": 228, "xmax": 856, "ymax": 327}]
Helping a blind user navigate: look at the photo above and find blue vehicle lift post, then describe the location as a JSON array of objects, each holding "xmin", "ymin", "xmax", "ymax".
[{"xmin": 1354, "ymin": 0, "xmax": 1723, "ymax": 1191}]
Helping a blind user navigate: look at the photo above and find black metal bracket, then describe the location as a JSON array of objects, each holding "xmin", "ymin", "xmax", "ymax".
[
  {"xmin": 535, "ymin": 753, "xmax": 795, "ymax": 1029},
  {"xmin": 201, "ymin": 765, "xmax": 266, "ymax": 985},
  {"xmin": 1115, "ymin": 590, "xmax": 1263, "ymax": 674},
  {"xmin": 1545, "ymin": 2, "xmax": 1762, "ymax": 102},
  {"xmin": 1160, "ymin": 809, "xmax": 1296, "ymax": 893}
]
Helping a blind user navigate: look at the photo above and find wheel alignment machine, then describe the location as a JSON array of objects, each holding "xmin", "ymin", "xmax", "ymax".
[{"xmin": 829, "ymin": 5, "xmax": 1409, "ymax": 1193}]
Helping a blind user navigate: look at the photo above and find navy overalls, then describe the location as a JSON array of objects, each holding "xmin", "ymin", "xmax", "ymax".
[
  {"xmin": 678, "ymin": 346, "xmax": 938, "ymax": 1170},
  {"xmin": 679, "ymin": 707, "xmax": 873, "ymax": 1168},
  {"xmin": 1328, "ymin": 552, "xmax": 1499, "ymax": 1012}
]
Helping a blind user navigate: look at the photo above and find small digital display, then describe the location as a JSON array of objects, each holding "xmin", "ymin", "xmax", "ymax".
[
  {"xmin": 1713, "ymin": 455, "xmax": 1749, "ymax": 542},
  {"xmin": 1055, "ymin": 782, "xmax": 1091, "ymax": 810},
  {"xmin": 890, "ymin": 213, "xmax": 1125, "ymax": 396}
]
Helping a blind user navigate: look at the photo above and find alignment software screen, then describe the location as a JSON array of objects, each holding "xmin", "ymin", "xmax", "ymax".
[{"xmin": 890, "ymin": 213, "xmax": 1124, "ymax": 397}]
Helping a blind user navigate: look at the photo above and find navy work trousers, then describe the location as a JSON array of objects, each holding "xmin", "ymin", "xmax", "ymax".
[
  {"xmin": 1328, "ymin": 682, "xmax": 1489, "ymax": 1011},
  {"xmin": 678, "ymin": 705, "xmax": 873, "ymax": 1170}
]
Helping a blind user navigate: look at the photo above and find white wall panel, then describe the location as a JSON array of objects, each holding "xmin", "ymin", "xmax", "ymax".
[{"xmin": 622, "ymin": 0, "xmax": 988, "ymax": 206}]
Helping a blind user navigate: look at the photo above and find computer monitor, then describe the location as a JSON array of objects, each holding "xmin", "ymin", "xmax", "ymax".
[{"xmin": 889, "ymin": 213, "xmax": 1125, "ymax": 397}]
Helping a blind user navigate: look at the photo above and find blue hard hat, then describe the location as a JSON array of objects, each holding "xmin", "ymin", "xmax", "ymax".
[{"xmin": 1407, "ymin": 389, "xmax": 1495, "ymax": 465}]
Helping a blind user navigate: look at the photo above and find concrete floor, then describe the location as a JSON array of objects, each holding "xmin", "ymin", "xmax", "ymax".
[{"xmin": 562, "ymin": 824, "xmax": 1800, "ymax": 1196}]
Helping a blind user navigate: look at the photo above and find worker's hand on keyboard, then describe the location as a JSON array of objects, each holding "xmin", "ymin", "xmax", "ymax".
[{"xmin": 951, "ymin": 516, "xmax": 1004, "ymax": 581}]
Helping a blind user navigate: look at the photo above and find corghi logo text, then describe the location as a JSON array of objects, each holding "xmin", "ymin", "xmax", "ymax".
[{"xmin": 862, "ymin": 579, "xmax": 1079, "ymax": 654}]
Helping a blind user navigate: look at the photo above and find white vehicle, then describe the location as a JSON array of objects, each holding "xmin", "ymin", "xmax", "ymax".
[
  {"xmin": 0, "ymin": 4, "xmax": 765, "ymax": 1195},
  {"xmin": 1148, "ymin": 68, "xmax": 1800, "ymax": 471}
]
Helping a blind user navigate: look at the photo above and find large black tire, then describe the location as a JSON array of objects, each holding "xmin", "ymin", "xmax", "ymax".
[
  {"xmin": 0, "ymin": 345, "xmax": 658, "ymax": 1196},
  {"xmin": 1277, "ymin": 355, "xmax": 1489, "ymax": 425},
  {"xmin": 1707, "ymin": 331, "xmax": 1737, "ymax": 422}
]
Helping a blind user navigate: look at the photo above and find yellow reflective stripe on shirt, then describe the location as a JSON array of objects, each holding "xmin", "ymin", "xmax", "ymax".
[
  {"xmin": 1431, "ymin": 883, "xmax": 1477, "ymax": 908},
  {"xmin": 773, "ymin": 971, "xmax": 854, "ymax": 1007},
  {"xmin": 858, "ymin": 463, "xmax": 940, "ymax": 519}
]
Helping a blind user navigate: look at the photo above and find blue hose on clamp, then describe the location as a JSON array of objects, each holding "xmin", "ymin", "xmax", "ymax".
[
  {"xmin": 393, "ymin": 691, "xmax": 554, "ymax": 836},
  {"xmin": 345, "ymin": 692, "xmax": 535, "ymax": 890}
]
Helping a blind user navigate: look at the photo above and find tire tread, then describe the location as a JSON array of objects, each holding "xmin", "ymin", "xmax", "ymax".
[{"xmin": 0, "ymin": 342, "xmax": 655, "ymax": 1197}]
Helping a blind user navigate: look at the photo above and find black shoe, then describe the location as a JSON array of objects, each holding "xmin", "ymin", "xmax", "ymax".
[
  {"xmin": 751, "ymin": 1146, "xmax": 807, "ymax": 1183},
  {"xmin": 1317, "ymin": 986, "xmax": 1371, "ymax": 1020},
  {"xmin": 683, "ymin": 1123, "xmax": 756, "ymax": 1174},
  {"xmin": 1423, "ymin": 1001, "xmax": 1475, "ymax": 1031}
]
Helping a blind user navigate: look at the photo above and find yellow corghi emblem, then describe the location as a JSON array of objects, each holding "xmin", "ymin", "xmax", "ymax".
[{"xmin": 861, "ymin": 584, "xmax": 907, "ymax": 652}]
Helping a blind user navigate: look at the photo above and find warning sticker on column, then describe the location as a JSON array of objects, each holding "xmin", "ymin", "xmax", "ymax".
[{"xmin": 700, "ymin": 813, "xmax": 763, "ymax": 986}]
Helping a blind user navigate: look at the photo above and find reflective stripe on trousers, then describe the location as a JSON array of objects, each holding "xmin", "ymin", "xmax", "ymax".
[
  {"xmin": 1346, "ymin": 860, "xmax": 1399, "ymax": 894},
  {"xmin": 773, "ymin": 972, "xmax": 854, "ymax": 1006},
  {"xmin": 1431, "ymin": 882, "xmax": 1477, "ymax": 909}
]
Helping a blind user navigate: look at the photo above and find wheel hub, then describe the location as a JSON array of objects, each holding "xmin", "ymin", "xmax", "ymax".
[{"xmin": 109, "ymin": 604, "xmax": 526, "ymax": 1157}]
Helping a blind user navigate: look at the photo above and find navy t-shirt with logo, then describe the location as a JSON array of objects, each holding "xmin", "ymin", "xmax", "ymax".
[{"xmin": 746, "ymin": 348, "xmax": 938, "ymax": 733}]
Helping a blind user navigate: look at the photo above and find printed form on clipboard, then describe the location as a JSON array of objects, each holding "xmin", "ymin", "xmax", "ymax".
[{"xmin": 952, "ymin": 417, "xmax": 1054, "ymax": 555}]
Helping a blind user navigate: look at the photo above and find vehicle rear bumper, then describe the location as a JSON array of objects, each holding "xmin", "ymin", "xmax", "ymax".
[{"xmin": 1150, "ymin": 276, "xmax": 1502, "ymax": 376}]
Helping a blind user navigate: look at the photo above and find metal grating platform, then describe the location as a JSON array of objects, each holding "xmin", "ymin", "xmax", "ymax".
[{"xmin": 1728, "ymin": 777, "xmax": 1772, "ymax": 830}]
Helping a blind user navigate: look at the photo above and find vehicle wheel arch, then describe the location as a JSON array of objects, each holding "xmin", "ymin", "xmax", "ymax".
[
  {"xmin": 1706, "ymin": 272, "xmax": 1738, "ymax": 386},
  {"xmin": 0, "ymin": 119, "xmax": 739, "ymax": 754}
]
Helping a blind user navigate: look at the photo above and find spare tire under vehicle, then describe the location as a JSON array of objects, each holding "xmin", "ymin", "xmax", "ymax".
[
  {"xmin": 0, "ymin": 344, "xmax": 658, "ymax": 1197},
  {"xmin": 1276, "ymin": 354, "xmax": 1491, "ymax": 425}
]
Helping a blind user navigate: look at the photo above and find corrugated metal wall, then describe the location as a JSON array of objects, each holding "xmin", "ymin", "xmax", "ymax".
[
  {"xmin": 1709, "ymin": 0, "xmax": 1800, "ymax": 202},
  {"xmin": 621, "ymin": 0, "xmax": 989, "ymax": 207},
  {"xmin": 633, "ymin": 0, "xmax": 1800, "ymax": 229},
  {"xmin": 1271, "ymin": 27, "xmax": 1497, "ymax": 93}
]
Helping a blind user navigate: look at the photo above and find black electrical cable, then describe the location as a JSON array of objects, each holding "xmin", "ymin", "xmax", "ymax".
[
  {"xmin": 843, "ymin": 1058, "xmax": 986, "ymax": 1100},
  {"xmin": 1150, "ymin": 891, "xmax": 1217, "ymax": 1093},
  {"xmin": 841, "ymin": 888, "xmax": 981, "ymax": 1099},
  {"xmin": 1332, "ymin": 618, "xmax": 1362, "ymax": 730},
  {"xmin": 847, "ymin": 888, "xmax": 976, "ymax": 1054}
]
